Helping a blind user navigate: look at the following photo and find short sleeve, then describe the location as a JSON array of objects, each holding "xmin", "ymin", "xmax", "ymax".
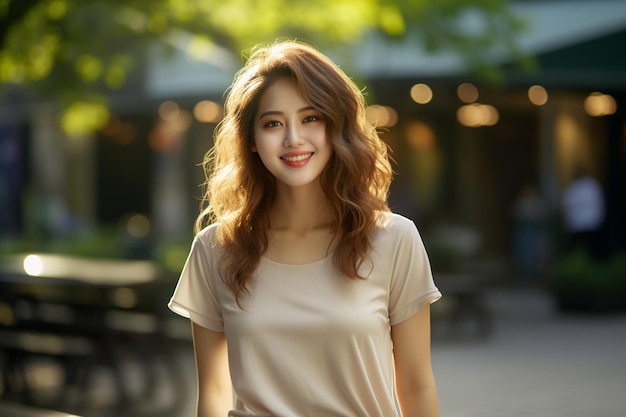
[
  {"xmin": 388, "ymin": 217, "xmax": 442, "ymax": 326},
  {"xmin": 168, "ymin": 228, "xmax": 224, "ymax": 331}
]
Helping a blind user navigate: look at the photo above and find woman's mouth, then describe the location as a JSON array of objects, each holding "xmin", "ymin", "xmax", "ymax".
[
  {"xmin": 280, "ymin": 152, "xmax": 313, "ymax": 167},
  {"xmin": 281, "ymin": 153, "xmax": 313, "ymax": 162}
]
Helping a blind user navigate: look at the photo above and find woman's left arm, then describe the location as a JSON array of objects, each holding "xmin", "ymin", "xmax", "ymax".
[{"xmin": 390, "ymin": 304, "xmax": 440, "ymax": 417}]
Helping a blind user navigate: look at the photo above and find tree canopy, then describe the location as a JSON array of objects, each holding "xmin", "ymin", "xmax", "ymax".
[{"xmin": 0, "ymin": 0, "xmax": 529, "ymax": 135}]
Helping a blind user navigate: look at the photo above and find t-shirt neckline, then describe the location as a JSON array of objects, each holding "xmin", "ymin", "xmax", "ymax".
[{"xmin": 260, "ymin": 252, "xmax": 333, "ymax": 267}]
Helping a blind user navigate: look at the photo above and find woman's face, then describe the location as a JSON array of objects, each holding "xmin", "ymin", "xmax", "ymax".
[{"xmin": 252, "ymin": 77, "xmax": 332, "ymax": 190}]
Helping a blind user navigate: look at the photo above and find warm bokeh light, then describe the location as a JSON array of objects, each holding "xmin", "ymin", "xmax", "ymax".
[
  {"xmin": 12, "ymin": 254, "xmax": 158, "ymax": 285},
  {"xmin": 23, "ymin": 254, "xmax": 44, "ymax": 276},
  {"xmin": 405, "ymin": 121, "xmax": 436, "ymax": 150},
  {"xmin": 158, "ymin": 100, "xmax": 180, "ymax": 121},
  {"xmin": 100, "ymin": 115, "xmax": 137, "ymax": 145},
  {"xmin": 173, "ymin": 109, "xmax": 193, "ymax": 131},
  {"xmin": 457, "ymin": 103, "xmax": 499, "ymax": 127},
  {"xmin": 584, "ymin": 92, "xmax": 617, "ymax": 117},
  {"xmin": 193, "ymin": 100, "xmax": 223, "ymax": 123},
  {"xmin": 150, "ymin": 107, "xmax": 193, "ymax": 152},
  {"xmin": 126, "ymin": 214, "xmax": 150, "ymax": 239},
  {"xmin": 410, "ymin": 83, "xmax": 433, "ymax": 104},
  {"xmin": 457, "ymin": 83, "xmax": 479, "ymax": 103},
  {"xmin": 111, "ymin": 287, "xmax": 138, "ymax": 309},
  {"xmin": 365, "ymin": 105, "xmax": 398, "ymax": 128},
  {"xmin": 149, "ymin": 123, "xmax": 179, "ymax": 152},
  {"xmin": 528, "ymin": 85, "xmax": 548, "ymax": 106},
  {"xmin": 100, "ymin": 113, "xmax": 122, "ymax": 136},
  {"xmin": 115, "ymin": 122, "xmax": 138, "ymax": 145}
]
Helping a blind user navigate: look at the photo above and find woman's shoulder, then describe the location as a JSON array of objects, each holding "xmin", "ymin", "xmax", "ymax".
[
  {"xmin": 378, "ymin": 211, "xmax": 417, "ymax": 233},
  {"xmin": 194, "ymin": 222, "xmax": 222, "ymax": 248},
  {"xmin": 372, "ymin": 212, "xmax": 420, "ymax": 247},
  {"xmin": 196, "ymin": 221, "xmax": 219, "ymax": 236}
]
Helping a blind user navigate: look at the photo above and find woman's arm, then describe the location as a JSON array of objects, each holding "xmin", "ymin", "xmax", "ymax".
[
  {"xmin": 390, "ymin": 304, "xmax": 440, "ymax": 417},
  {"xmin": 191, "ymin": 322, "xmax": 232, "ymax": 417}
]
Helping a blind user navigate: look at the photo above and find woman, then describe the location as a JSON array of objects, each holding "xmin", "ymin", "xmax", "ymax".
[{"xmin": 169, "ymin": 40, "xmax": 442, "ymax": 417}]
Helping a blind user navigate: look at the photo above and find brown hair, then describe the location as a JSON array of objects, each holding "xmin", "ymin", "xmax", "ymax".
[{"xmin": 196, "ymin": 40, "xmax": 392, "ymax": 303}]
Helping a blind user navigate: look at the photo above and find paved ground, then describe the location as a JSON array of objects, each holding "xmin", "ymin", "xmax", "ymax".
[{"xmin": 433, "ymin": 288, "xmax": 626, "ymax": 417}]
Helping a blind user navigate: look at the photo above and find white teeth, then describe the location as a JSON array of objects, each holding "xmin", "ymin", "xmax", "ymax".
[{"xmin": 282, "ymin": 153, "xmax": 312, "ymax": 162}]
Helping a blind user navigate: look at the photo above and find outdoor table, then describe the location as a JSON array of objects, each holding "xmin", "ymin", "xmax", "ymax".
[{"xmin": 0, "ymin": 253, "xmax": 185, "ymax": 415}]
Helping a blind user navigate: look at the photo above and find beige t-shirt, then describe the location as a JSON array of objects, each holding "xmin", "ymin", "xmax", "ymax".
[{"xmin": 169, "ymin": 213, "xmax": 441, "ymax": 417}]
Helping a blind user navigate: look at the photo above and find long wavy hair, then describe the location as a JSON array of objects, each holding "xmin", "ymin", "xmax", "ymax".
[{"xmin": 196, "ymin": 40, "xmax": 392, "ymax": 303}]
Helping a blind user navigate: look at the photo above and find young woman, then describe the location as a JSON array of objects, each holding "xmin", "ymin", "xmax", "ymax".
[{"xmin": 169, "ymin": 40, "xmax": 442, "ymax": 417}]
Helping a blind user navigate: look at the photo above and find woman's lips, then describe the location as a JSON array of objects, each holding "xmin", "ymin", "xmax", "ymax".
[{"xmin": 280, "ymin": 152, "xmax": 313, "ymax": 167}]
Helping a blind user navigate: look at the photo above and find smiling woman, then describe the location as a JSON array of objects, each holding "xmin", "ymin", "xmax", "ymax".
[
  {"xmin": 252, "ymin": 77, "xmax": 332, "ymax": 189},
  {"xmin": 168, "ymin": 40, "xmax": 442, "ymax": 417}
]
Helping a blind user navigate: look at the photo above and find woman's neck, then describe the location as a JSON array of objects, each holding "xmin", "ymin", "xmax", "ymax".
[
  {"xmin": 265, "ymin": 183, "xmax": 337, "ymax": 264},
  {"xmin": 269, "ymin": 183, "xmax": 333, "ymax": 234}
]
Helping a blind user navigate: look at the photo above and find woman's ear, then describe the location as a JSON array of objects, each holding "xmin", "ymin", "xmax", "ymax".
[{"xmin": 250, "ymin": 139, "xmax": 257, "ymax": 152}]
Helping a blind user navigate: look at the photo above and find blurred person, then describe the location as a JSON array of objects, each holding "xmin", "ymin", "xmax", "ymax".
[
  {"xmin": 561, "ymin": 166, "xmax": 606, "ymax": 258},
  {"xmin": 511, "ymin": 183, "xmax": 546, "ymax": 278},
  {"xmin": 168, "ymin": 40, "xmax": 441, "ymax": 417}
]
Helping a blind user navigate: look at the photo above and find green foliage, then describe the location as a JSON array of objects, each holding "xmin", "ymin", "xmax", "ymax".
[
  {"xmin": 607, "ymin": 251, "xmax": 626, "ymax": 292},
  {"xmin": 153, "ymin": 238, "xmax": 193, "ymax": 273},
  {"xmin": 0, "ymin": 227, "xmax": 121, "ymax": 259},
  {"xmin": 551, "ymin": 249, "xmax": 626, "ymax": 293},
  {"xmin": 0, "ymin": 230, "xmax": 193, "ymax": 273},
  {"xmin": 552, "ymin": 249, "xmax": 601, "ymax": 291},
  {"xmin": 60, "ymin": 98, "xmax": 109, "ymax": 136},
  {"xmin": 551, "ymin": 249, "xmax": 626, "ymax": 312},
  {"xmin": 0, "ymin": 0, "xmax": 529, "ymax": 134}
]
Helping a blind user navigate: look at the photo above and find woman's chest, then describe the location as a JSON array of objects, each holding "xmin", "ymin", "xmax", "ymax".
[{"xmin": 221, "ymin": 258, "xmax": 390, "ymax": 341}]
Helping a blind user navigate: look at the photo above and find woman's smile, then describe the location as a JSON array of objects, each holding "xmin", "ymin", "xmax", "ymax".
[{"xmin": 281, "ymin": 152, "xmax": 314, "ymax": 167}]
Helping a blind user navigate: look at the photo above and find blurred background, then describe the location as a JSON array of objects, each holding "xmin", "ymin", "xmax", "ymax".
[{"xmin": 0, "ymin": 0, "xmax": 625, "ymax": 416}]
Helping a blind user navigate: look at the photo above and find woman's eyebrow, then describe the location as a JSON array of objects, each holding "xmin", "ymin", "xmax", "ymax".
[{"xmin": 258, "ymin": 106, "xmax": 317, "ymax": 119}]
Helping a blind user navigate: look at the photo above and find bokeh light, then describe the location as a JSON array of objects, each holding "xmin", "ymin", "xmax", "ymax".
[
  {"xmin": 193, "ymin": 100, "xmax": 223, "ymax": 123},
  {"xmin": 365, "ymin": 105, "xmax": 398, "ymax": 128},
  {"xmin": 111, "ymin": 287, "xmax": 138, "ymax": 309},
  {"xmin": 406, "ymin": 121, "xmax": 436, "ymax": 150},
  {"xmin": 410, "ymin": 83, "xmax": 433, "ymax": 104},
  {"xmin": 457, "ymin": 83, "xmax": 479, "ymax": 103},
  {"xmin": 528, "ymin": 85, "xmax": 548, "ymax": 106},
  {"xmin": 23, "ymin": 254, "xmax": 44, "ymax": 276},
  {"xmin": 158, "ymin": 101, "xmax": 181, "ymax": 121},
  {"xmin": 457, "ymin": 103, "xmax": 499, "ymax": 127},
  {"xmin": 584, "ymin": 92, "xmax": 617, "ymax": 117},
  {"xmin": 126, "ymin": 214, "xmax": 151, "ymax": 239}
]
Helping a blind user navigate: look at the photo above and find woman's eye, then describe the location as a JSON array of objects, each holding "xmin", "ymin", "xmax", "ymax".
[
  {"xmin": 303, "ymin": 115, "xmax": 320, "ymax": 123},
  {"xmin": 265, "ymin": 120, "xmax": 282, "ymax": 128}
]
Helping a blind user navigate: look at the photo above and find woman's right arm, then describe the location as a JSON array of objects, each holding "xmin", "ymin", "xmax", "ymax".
[{"xmin": 192, "ymin": 322, "xmax": 232, "ymax": 417}]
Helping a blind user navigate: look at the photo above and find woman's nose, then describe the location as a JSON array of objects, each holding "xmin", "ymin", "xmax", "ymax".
[{"xmin": 283, "ymin": 124, "xmax": 304, "ymax": 147}]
